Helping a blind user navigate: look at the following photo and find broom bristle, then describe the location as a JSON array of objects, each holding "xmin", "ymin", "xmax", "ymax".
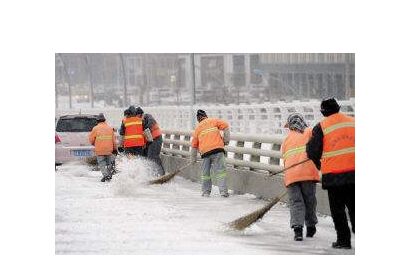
[
  {"xmin": 149, "ymin": 171, "xmax": 179, "ymax": 184},
  {"xmin": 229, "ymin": 196, "xmax": 281, "ymax": 230},
  {"xmin": 148, "ymin": 163, "xmax": 192, "ymax": 185}
]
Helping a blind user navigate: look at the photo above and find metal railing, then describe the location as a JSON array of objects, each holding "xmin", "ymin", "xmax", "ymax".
[{"xmin": 161, "ymin": 129, "xmax": 285, "ymax": 173}]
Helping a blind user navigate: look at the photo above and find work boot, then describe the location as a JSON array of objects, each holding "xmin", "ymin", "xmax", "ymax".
[
  {"xmin": 332, "ymin": 240, "xmax": 351, "ymax": 249},
  {"xmin": 306, "ymin": 226, "xmax": 316, "ymax": 238},
  {"xmin": 293, "ymin": 226, "xmax": 303, "ymax": 241},
  {"xmin": 101, "ymin": 175, "xmax": 112, "ymax": 182}
]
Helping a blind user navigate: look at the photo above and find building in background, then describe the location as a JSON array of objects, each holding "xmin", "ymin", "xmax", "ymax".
[{"xmin": 55, "ymin": 53, "xmax": 355, "ymax": 108}]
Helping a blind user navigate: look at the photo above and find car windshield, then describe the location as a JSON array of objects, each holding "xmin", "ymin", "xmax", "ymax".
[{"xmin": 56, "ymin": 117, "xmax": 98, "ymax": 132}]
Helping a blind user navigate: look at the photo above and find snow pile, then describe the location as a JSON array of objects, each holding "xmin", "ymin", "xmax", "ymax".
[{"xmin": 110, "ymin": 156, "xmax": 158, "ymax": 197}]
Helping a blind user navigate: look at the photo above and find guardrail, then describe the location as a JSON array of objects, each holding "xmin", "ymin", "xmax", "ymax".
[
  {"xmin": 161, "ymin": 129, "xmax": 285, "ymax": 174},
  {"xmin": 56, "ymin": 98, "xmax": 355, "ymax": 135}
]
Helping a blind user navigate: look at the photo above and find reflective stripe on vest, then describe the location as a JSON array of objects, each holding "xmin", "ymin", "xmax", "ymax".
[
  {"xmin": 283, "ymin": 145, "xmax": 306, "ymax": 160},
  {"xmin": 96, "ymin": 135, "xmax": 112, "ymax": 141},
  {"xmin": 124, "ymin": 121, "xmax": 143, "ymax": 127},
  {"xmin": 323, "ymin": 122, "xmax": 355, "ymax": 135},
  {"xmin": 199, "ymin": 127, "xmax": 219, "ymax": 137},
  {"xmin": 124, "ymin": 134, "xmax": 143, "ymax": 140},
  {"xmin": 322, "ymin": 147, "xmax": 355, "ymax": 158}
]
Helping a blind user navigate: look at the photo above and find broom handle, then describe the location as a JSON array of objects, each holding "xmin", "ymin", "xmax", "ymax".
[
  {"xmin": 268, "ymin": 158, "xmax": 311, "ymax": 177},
  {"xmin": 177, "ymin": 162, "xmax": 193, "ymax": 173}
]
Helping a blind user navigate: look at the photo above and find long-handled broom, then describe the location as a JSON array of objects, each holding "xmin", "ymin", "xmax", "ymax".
[
  {"xmin": 148, "ymin": 162, "xmax": 193, "ymax": 185},
  {"xmin": 228, "ymin": 159, "xmax": 311, "ymax": 230}
]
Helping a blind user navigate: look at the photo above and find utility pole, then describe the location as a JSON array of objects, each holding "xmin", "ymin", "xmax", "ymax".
[
  {"xmin": 189, "ymin": 53, "xmax": 196, "ymax": 129},
  {"xmin": 85, "ymin": 54, "xmax": 94, "ymax": 108},
  {"xmin": 119, "ymin": 53, "xmax": 128, "ymax": 106}
]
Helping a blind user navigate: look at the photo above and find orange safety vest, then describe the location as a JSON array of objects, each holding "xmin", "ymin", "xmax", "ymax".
[
  {"xmin": 191, "ymin": 118, "xmax": 229, "ymax": 155},
  {"xmin": 282, "ymin": 128, "xmax": 320, "ymax": 186},
  {"xmin": 150, "ymin": 122, "xmax": 162, "ymax": 139},
  {"xmin": 123, "ymin": 116, "xmax": 145, "ymax": 148},
  {"xmin": 320, "ymin": 113, "xmax": 355, "ymax": 174},
  {"xmin": 88, "ymin": 122, "xmax": 116, "ymax": 156}
]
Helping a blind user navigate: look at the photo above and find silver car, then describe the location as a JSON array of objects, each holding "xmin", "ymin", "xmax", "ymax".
[{"xmin": 55, "ymin": 114, "xmax": 99, "ymax": 165}]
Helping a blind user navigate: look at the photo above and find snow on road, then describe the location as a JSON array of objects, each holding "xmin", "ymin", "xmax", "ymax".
[{"xmin": 55, "ymin": 158, "xmax": 355, "ymax": 255}]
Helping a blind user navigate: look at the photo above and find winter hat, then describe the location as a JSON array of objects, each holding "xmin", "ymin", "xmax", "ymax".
[
  {"xmin": 320, "ymin": 97, "xmax": 340, "ymax": 117},
  {"xmin": 136, "ymin": 106, "xmax": 144, "ymax": 115},
  {"xmin": 123, "ymin": 108, "xmax": 130, "ymax": 116},
  {"xmin": 196, "ymin": 109, "xmax": 207, "ymax": 118},
  {"xmin": 128, "ymin": 105, "xmax": 137, "ymax": 116},
  {"xmin": 285, "ymin": 113, "xmax": 308, "ymax": 133},
  {"xmin": 97, "ymin": 113, "xmax": 106, "ymax": 122},
  {"xmin": 196, "ymin": 109, "xmax": 207, "ymax": 122}
]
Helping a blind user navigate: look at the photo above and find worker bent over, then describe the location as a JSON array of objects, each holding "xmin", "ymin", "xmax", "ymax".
[
  {"xmin": 119, "ymin": 105, "xmax": 146, "ymax": 157},
  {"xmin": 281, "ymin": 113, "xmax": 320, "ymax": 241},
  {"xmin": 89, "ymin": 113, "xmax": 117, "ymax": 182},
  {"xmin": 136, "ymin": 106, "xmax": 165, "ymax": 176},
  {"xmin": 191, "ymin": 109, "xmax": 230, "ymax": 197}
]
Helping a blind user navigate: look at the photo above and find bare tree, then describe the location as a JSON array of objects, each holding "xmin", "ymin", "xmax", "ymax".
[{"xmin": 56, "ymin": 53, "xmax": 72, "ymax": 109}]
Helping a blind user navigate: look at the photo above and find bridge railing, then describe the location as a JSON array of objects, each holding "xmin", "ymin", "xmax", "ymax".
[
  {"xmin": 160, "ymin": 129, "xmax": 332, "ymax": 216},
  {"xmin": 56, "ymin": 98, "xmax": 355, "ymax": 135},
  {"xmin": 161, "ymin": 129, "xmax": 285, "ymax": 173}
]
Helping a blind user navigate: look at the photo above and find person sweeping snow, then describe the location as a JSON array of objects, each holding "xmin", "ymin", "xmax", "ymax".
[
  {"xmin": 190, "ymin": 109, "xmax": 230, "ymax": 197},
  {"xmin": 281, "ymin": 113, "xmax": 320, "ymax": 241},
  {"xmin": 89, "ymin": 113, "xmax": 118, "ymax": 182},
  {"xmin": 306, "ymin": 97, "xmax": 355, "ymax": 249}
]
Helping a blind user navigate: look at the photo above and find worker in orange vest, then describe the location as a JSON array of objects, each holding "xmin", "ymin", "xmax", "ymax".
[
  {"xmin": 191, "ymin": 109, "xmax": 230, "ymax": 197},
  {"xmin": 136, "ymin": 106, "xmax": 165, "ymax": 176},
  {"xmin": 89, "ymin": 113, "xmax": 117, "ymax": 182},
  {"xmin": 281, "ymin": 113, "xmax": 320, "ymax": 241},
  {"xmin": 306, "ymin": 97, "xmax": 355, "ymax": 249},
  {"xmin": 119, "ymin": 105, "xmax": 146, "ymax": 157}
]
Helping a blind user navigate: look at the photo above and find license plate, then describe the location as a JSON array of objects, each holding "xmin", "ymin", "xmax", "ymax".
[{"xmin": 72, "ymin": 150, "xmax": 92, "ymax": 157}]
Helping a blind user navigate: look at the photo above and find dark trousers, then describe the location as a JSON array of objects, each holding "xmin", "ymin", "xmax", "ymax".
[
  {"xmin": 124, "ymin": 146, "xmax": 144, "ymax": 157},
  {"xmin": 146, "ymin": 136, "xmax": 165, "ymax": 175},
  {"xmin": 327, "ymin": 184, "xmax": 355, "ymax": 243},
  {"xmin": 287, "ymin": 181, "xmax": 318, "ymax": 228}
]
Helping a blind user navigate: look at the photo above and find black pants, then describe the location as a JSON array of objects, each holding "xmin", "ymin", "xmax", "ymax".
[
  {"xmin": 327, "ymin": 184, "xmax": 355, "ymax": 243},
  {"xmin": 146, "ymin": 136, "xmax": 165, "ymax": 175},
  {"xmin": 124, "ymin": 146, "xmax": 144, "ymax": 157}
]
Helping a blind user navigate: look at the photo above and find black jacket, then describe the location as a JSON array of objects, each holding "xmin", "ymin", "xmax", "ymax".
[
  {"xmin": 306, "ymin": 122, "xmax": 355, "ymax": 189},
  {"xmin": 143, "ymin": 113, "xmax": 157, "ymax": 130}
]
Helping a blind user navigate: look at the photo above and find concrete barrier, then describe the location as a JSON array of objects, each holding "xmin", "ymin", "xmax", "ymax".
[{"xmin": 160, "ymin": 130, "xmax": 331, "ymax": 216}]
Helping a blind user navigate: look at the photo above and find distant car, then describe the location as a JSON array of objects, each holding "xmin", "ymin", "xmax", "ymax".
[{"xmin": 55, "ymin": 114, "xmax": 99, "ymax": 165}]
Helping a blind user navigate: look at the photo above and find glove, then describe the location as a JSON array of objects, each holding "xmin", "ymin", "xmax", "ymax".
[
  {"xmin": 144, "ymin": 128, "xmax": 154, "ymax": 143},
  {"xmin": 117, "ymin": 147, "xmax": 124, "ymax": 153},
  {"xmin": 190, "ymin": 148, "xmax": 198, "ymax": 164},
  {"xmin": 223, "ymin": 128, "xmax": 230, "ymax": 145}
]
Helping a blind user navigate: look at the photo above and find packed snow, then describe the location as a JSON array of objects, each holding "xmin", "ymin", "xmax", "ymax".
[{"xmin": 55, "ymin": 158, "xmax": 355, "ymax": 255}]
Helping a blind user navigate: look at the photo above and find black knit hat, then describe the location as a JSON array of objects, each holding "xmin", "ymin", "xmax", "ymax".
[
  {"xmin": 320, "ymin": 97, "xmax": 340, "ymax": 117},
  {"xmin": 97, "ymin": 113, "xmax": 106, "ymax": 122},
  {"xmin": 128, "ymin": 105, "xmax": 137, "ymax": 116},
  {"xmin": 123, "ymin": 108, "xmax": 130, "ymax": 116},
  {"xmin": 196, "ymin": 109, "xmax": 207, "ymax": 118},
  {"xmin": 136, "ymin": 106, "xmax": 144, "ymax": 115}
]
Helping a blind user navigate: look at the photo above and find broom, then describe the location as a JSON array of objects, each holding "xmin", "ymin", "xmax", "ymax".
[
  {"xmin": 148, "ymin": 162, "xmax": 193, "ymax": 185},
  {"xmin": 228, "ymin": 159, "xmax": 311, "ymax": 230}
]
